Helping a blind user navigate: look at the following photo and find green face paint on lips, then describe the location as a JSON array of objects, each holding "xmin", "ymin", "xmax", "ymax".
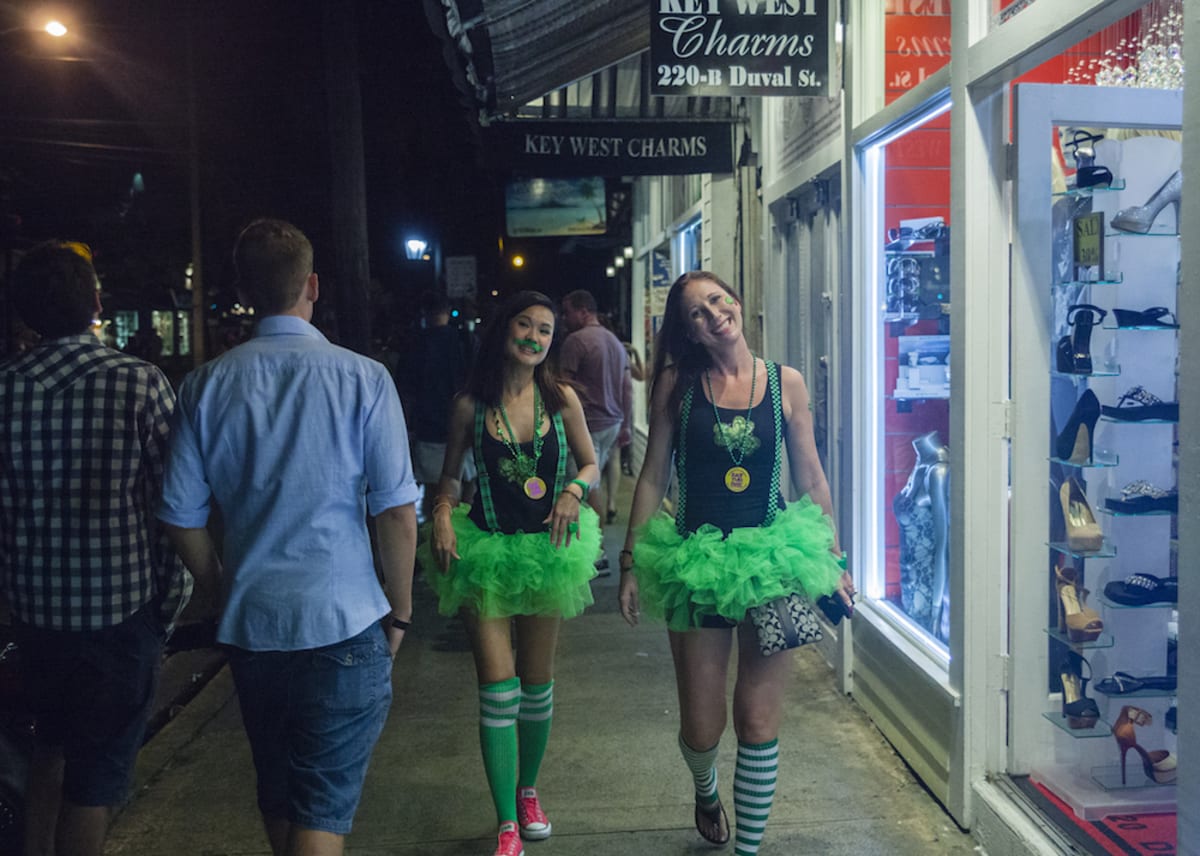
[{"xmin": 514, "ymin": 338, "xmax": 543, "ymax": 353}]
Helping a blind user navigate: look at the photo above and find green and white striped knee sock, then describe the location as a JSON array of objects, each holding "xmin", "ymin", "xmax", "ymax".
[
  {"xmin": 733, "ymin": 738, "xmax": 779, "ymax": 856},
  {"xmin": 479, "ymin": 677, "xmax": 521, "ymax": 824},
  {"xmin": 678, "ymin": 732, "xmax": 720, "ymax": 806},
  {"xmin": 517, "ymin": 680, "xmax": 553, "ymax": 789}
]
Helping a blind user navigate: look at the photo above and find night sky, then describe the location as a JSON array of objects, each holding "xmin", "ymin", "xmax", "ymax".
[{"xmin": 0, "ymin": 1, "xmax": 633, "ymax": 347}]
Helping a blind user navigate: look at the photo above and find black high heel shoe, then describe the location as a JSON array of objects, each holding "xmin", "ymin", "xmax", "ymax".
[
  {"xmin": 1054, "ymin": 389, "xmax": 1101, "ymax": 464},
  {"xmin": 1059, "ymin": 650, "xmax": 1100, "ymax": 729},
  {"xmin": 1065, "ymin": 130, "xmax": 1114, "ymax": 189},
  {"xmin": 1056, "ymin": 304, "xmax": 1107, "ymax": 374}
]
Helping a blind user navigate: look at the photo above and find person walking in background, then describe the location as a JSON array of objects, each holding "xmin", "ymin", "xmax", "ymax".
[
  {"xmin": 559, "ymin": 290, "xmax": 629, "ymax": 569},
  {"xmin": 1, "ymin": 241, "xmax": 192, "ymax": 856},
  {"xmin": 399, "ymin": 291, "xmax": 476, "ymax": 520},
  {"xmin": 421, "ymin": 291, "xmax": 600, "ymax": 856},
  {"xmin": 617, "ymin": 271, "xmax": 854, "ymax": 855},
  {"xmin": 158, "ymin": 219, "xmax": 419, "ymax": 856}
]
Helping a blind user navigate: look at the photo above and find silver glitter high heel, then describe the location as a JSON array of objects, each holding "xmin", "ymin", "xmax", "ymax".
[{"xmin": 1111, "ymin": 169, "xmax": 1182, "ymax": 234}]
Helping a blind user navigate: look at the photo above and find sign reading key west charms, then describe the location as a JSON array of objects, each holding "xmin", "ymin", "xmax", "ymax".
[
  {"xmin": 487, "ymin": 121, "xmax": 734, "ymax": 176},
  {"xmin": 650, "ymin": 0, "xmax": 834, "ymax": 98}
]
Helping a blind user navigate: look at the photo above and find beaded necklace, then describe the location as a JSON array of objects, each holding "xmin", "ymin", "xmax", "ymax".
[
  {"xmin": 703, "ymin": 356, "xmax": 757, "ymax": 493},
  {"xmin": 493, "ymin": 384, "xmax": 547, "ymax": 500},
  {"xmin": 676, "ymin": 360, "xmax": 783, "ymax": 536}
]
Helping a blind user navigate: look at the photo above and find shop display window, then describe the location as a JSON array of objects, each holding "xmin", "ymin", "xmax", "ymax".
[
  {"xmin": 884, "ymin": 1, "xmax": 950, "ymax": 104},
  {"xmin": 858, "ymin": 95, "xmax": 952, "ymax": 652},
  {"xmin": 112, "ymin": 310, "xmax": 138, "ymax": 350},
  {"xmin": 151, "ymin": 310, "xmax": 175, "ymax": 357},
  {"xmin": 1035, "ymin": 121, "xmax": 1180, "ymax": 819}
]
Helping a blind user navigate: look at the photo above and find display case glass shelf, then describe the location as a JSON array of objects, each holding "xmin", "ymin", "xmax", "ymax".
[{"xmin": 1041, "ymin": 711, "xmax": 1113, "ymax": 738}]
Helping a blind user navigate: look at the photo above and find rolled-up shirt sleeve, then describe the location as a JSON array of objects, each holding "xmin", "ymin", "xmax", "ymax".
[
  {"xmin": 158, "ymin": 377, "xmax": 214, "ymax": 529},
  {"xmin": 363, "ymin": 367, "xmax": 420, "ymax": 515}
]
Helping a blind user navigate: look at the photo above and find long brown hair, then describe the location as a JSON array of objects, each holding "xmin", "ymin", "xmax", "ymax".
[
  {"xmin": 651, "ymin": 271, "xmax": 740, "ymax": 419},
  {"xmin": 466, "ymin": 290, "xmax": 568, "ymax": 413}
]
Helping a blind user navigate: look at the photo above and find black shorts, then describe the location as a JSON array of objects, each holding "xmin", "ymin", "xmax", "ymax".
[{"xmin": 15, "ymin": 606, "xmax": 164, "ymax": 806}]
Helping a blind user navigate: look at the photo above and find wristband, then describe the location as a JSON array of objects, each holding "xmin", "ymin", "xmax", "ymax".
[
  {"xmin": 570, "ymin": 478, "xmax": 591, "ymax": 501},
  {"xmin": 388, "ymin": 616, "xmax": 411, "ymax": 631},
  {"xmin": 836, "ymin": 554, "xmax": 848, "ymax": 570}
]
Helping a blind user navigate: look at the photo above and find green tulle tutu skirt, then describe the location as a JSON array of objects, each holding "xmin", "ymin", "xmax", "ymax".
[
  {"xmin": 632, "ymin": 497, "xmax": 842, "ymax": 631},
  {"xmin": 419, "ymin": 505, "xmax": 600, "ymax": 619}
]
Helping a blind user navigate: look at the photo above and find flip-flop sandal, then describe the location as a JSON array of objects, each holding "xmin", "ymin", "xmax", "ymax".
[
  {"xmin": 694, "ymin": 798, "xmax": 730, "ymax": 846},
  {"xmin": 1103, "ymin": 572, "xmax": 1178, "ymax": 605},
  {"xmin": 1101, "ymin": 386, "xmax": 1179, "ymax": 422},
  {"xmin": 1103, "ymin": 481, "xmax": 1178, "ymax": 514},
  {"xmin": 1095, "ymin": 671, "xmax": 1177, "ymax": 695},
  {"xmin": 1112, "ymin": 306, "xmax": 1180, "ymax": 328}
]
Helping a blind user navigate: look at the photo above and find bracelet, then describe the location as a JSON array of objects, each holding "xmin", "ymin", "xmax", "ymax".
[
  {"xmin": 560, "ymin": 489, "xmax": 582, "ymax": 503},
  {"xmin": 388, "ymin": 616, "xmax": 411, "ymax": 631},
  {"xmin": 432, "ymin": 500, "xmax": 454, "ymax": 516},
  {"xmin": 570, "ymin": 478, "xmax": 591, "ymax": 501},
  {"xmin": 619, "ymin": 549, "xmax": 633, "ymax": 559}
]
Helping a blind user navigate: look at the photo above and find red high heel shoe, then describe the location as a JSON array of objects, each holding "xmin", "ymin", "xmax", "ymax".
[{"xmin": 1112, "ymin": 705, "xmax": 1176, "ymax": 785}]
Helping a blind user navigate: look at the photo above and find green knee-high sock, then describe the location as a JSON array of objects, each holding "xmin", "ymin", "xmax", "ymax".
[
  {"xmin": 678, "ymin": 732, "xmax": 720, "ymax": 805},
  {"xmin": 517, "ymin": 680, "xmax": 553, "ymax": 789},
  {"xmin": 733, "ymin": 738, "xmax": 779, "ymax": 856},
  {"xmin": 479, "ymin": 677, "xmax": 521, "ymax": 824}
]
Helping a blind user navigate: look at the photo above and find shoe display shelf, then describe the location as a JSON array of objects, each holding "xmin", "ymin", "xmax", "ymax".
[
  {"xmin": 1053, "ymin": 181, "xmax": 1127, "ymax": 198},
  {"xmin": 1039, "ymin": 136, "xmax": 1180, "ymax": 821}
]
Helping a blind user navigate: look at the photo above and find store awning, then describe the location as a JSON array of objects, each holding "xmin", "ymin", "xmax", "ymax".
[{"xmin": 423, "ymin": 0, "xmax": 649, "ymax": 121}]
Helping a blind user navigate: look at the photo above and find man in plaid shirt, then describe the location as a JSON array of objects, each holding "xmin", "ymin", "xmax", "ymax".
[{"xmin": 0, "ymin": 241, "xmax": 191, "ymax": 856}]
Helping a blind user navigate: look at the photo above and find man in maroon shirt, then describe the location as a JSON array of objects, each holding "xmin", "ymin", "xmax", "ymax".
[{"xmin": 560, "ymin": 290, "xmax": 630, "ymax": 571}]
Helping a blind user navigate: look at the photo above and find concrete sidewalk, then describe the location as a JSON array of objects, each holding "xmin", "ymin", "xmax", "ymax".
[{"xmin": 107, "ymin": 491, "xmax": 981, "ymax": 855}]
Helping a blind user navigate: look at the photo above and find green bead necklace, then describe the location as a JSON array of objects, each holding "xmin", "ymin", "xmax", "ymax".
[
  {"xmin": 704, "ymin": 356, "xmax": 757, "ymax": 493},
  {"xmin": 494, "ymin": 384, "xmax": 547, "ymax": 499}
]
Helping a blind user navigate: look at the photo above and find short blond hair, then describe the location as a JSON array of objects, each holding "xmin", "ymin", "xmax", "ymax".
[{"xmin": 233, "ymin": 218, "xmax": 313, "ymax": 314}]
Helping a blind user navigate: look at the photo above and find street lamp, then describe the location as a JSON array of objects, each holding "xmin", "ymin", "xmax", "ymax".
[
  {"xmin": 43, "ymin": 20, "xmax": 67, "ymax": 37},
  {"xmin": 405, "ymin": 238, "xmax": 428, "ymax": 260}
]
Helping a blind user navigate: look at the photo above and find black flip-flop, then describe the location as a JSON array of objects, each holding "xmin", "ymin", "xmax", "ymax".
[
  {"xmin": 694, "ymin": 799, "xmax": 730, "ymax": 846},
  {"xmin": 1095, "ymin": 672, "xmax": 1177, "ymax": 695},
  {"xmin": 1112, "ymin": 306, "xmax": 1179, "ymax": 328},
  {"xmin": 1101, "ymin": 386, "xmax": 1179, "ymax": 422},
  {"xmin": 1103, "ymin": 573, "xmax": 1178, "ymax": 606},
  {"xmin": 1103, "ymin": 482, "xmax": 1178, "ymax": 514}
]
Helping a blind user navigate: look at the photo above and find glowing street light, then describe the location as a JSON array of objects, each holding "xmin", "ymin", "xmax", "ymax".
[
  {"xmin": 511, "ymin": 255, "xmax": 525, "ymax": 268},
  {"xmin": 44, "ymin": 20, "xmax": 67, "ymax": 37},
  {"xmin": 405, "ymin": 238, "xmax": 428, "ymax": 260}
]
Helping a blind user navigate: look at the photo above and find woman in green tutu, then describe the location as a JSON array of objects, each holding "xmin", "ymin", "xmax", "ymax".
[
  {"xmin": 618, "ymin": 271, "xmax": 854, "ymax": 855},
  {"xmin": 424, "ymin": 290, "xmax": 600, "ymax": 856}
]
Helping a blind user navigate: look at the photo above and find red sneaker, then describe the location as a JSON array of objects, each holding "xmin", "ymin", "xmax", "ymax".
[
  {"xmin": 494, "ymin": 821, "xmax": 524, "ymax": 856},
  {"xmin": 516, "ymin": 786, "xmax": 552, "ymax": 840}
]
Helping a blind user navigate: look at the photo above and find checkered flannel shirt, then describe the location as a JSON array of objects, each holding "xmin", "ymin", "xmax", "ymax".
[{"xmin": 1, "ymin": 334, "xmax": 191, "ymax": 631}]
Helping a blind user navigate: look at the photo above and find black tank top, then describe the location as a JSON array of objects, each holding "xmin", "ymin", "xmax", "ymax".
[
  {"xmin": 469, "ymin": 406, "xmax": 565, "ymax": 535},
  {"xmin": 676, "ymin": 360, "xmax": 784, "ymax": 536}
]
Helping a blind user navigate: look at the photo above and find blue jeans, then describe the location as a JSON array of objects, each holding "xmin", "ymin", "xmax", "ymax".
[{"xmin": 228, "ymin": 622, "xmax": 393, "ymax": 835}]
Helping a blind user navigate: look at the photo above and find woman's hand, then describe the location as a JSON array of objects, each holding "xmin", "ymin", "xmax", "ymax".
[
  {"xmin": 430, "ymin": 512, "xmax": 459, "ymax": 572},
  {"xmin": 835, "ymin": 569, "xmax": 855, "ymax": 616},
  {"xmin": 545, "ymin": 489, "xmax": 583, "ymax": 548},
  {"xmin": 618, "ymin": 568, "xmax": 640, "ymax": 626}
]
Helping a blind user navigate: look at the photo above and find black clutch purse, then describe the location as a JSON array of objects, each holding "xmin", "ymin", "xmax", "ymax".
[{"xmin": 816, "ymin": 592, "xmax": 852, "ymax": 625}]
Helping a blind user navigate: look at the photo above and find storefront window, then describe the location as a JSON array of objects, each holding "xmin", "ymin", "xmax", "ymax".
[
  {"xmin": 112, "ymin": 310, "xmax": 138, "ymax": 350},
  {"xmin": 676, "ymin": 217, "xmax": 702, "ymax": 275},
  {"xmin": 885, "ymin": 1, "xmax": 950, "ymax": 104},
  {"xmin": 859, "ymin": 95, "xmax": 952, "ymax": 652},
  {"xmin": 151, "ymin": 310, "xmax": 175, "ymax": 357}
]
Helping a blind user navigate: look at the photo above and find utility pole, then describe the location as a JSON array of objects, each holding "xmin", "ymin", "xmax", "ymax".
[
  {"xmin": 187, "ymin": 1, "xmax": 205, "ymax": 366},
  {"xmin": 322, "ymin": 0, "xmax": 371, "ymax": 355}
]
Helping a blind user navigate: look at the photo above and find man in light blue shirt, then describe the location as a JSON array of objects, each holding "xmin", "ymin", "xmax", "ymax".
[{"xmin": 159, "ymin": 218, "xmax": 418, "ymax": 856}]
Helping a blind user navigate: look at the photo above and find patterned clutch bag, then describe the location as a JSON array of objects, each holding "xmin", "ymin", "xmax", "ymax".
[{"xmin": 749, "ymin": 593, "xmax": 823, "ymax": 656}]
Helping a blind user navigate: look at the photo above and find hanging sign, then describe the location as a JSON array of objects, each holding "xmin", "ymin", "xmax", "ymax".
[
  {"xmin": 650, "ymin": 0, "xmax": 834, "ymax": 97},
  {"xmin": 487, "ymin": 120, "xmax": 734, "ymax": 176}
]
